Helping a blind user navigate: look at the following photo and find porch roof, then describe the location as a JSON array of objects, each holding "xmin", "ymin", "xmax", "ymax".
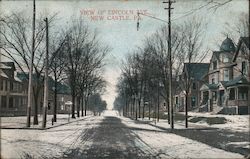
[
  {"xmin": 226, "ymin": 76, "xmax": 250, "ymax": 87},
  {"xmin": 200, "ymin": 83, "xmax": 218, "ymax": 91}
]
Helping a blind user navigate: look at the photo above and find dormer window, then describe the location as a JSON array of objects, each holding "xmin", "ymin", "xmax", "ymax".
[
  {"xmin": 224, "ymin": 56, "xmax": 229, "ymax": 63},
  {"xmin": 213, "ymin": 61, "xmax": 217, "ymax": 70}
]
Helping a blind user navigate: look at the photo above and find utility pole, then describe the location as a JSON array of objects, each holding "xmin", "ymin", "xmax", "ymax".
[
  {"xmin": 42, "ymin": 17, "xmax": 49, "ymax": 129},
  {"xmin": 163, "ymin": 0, "xmax": 175, "ymax": 129},
  {"xmin": 27, "ymin": 0, "xmax": 36, "ymax": 127}
]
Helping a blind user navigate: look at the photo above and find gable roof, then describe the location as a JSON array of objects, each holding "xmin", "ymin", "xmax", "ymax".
[
  {"xmin": 200, "ymin": 83, "xmax": 218, "ymax": 91},
  {"xmin": 0, "ymin": 62, "xmax": 16, "ymax": 71},
  {"xmin": 184, "ymin": 63, "xmax": 210, "ymax": 80},
  {"xmin": 241, "ymin": 37, "xmax": 250, "ymax": 49},
  {"xmin": 233, "ymin": 37, "xmax": 250, "ymax": 62}
]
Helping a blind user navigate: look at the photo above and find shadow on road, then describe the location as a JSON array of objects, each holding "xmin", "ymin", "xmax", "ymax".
[{"xmin": 59, "ymin": 116, "xmax": 157, "ymax": 159}]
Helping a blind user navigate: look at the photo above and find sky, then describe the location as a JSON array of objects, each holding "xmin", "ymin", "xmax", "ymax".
[{"xmin": 0, "ymin": 0, "xmax": 248, "ymax": 109}]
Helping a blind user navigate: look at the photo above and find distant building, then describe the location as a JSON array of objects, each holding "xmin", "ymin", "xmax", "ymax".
[
  {"xmin": 0, "ymin": 62, "xmax": 27, "ymax": 116},
  {"xmin": 200, "ymin": 37, "xmax": 249, "ymax": 114}
]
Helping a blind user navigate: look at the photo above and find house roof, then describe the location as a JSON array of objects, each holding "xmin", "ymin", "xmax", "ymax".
[
  {"xmin": 17, "ymin": 72, "xmax": 41, "ymax": 82},
  {"xmin": 233, "ymin": 37, "xmax": 250, "ymax": 62},
  {"xmin": 184, "ymin": 63, "xmax": 210, "ymax": 80},
  {"xmin": 0, "ymin": 62, "xmax": 16, "ymax": 71},
  {"xmin": 0, "ymin": 70, "xmax": 8, "ymax": 79},
  {"xmin": 206, "ymin": 83, "xmax": 218, "ymax": 89},
  {"xmin": 200, "ymin": 83, "xmax": 218, "ymax": 91},
  {"xmin": 220, "ymin": 37, "xmax": 236, "ymax": 52},
  {"xmin": 241, "ymin": 37, "xmax": 250, "ymax": 49},
  {"xmin": 225, "ymin": 75, "xmax": 250, "ymax": 87},
  {"xmin": 17, "ymin": 72, "xmax": 71, "ymax": 95}
]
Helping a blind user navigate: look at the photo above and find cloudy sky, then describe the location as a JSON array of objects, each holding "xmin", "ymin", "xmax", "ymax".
[{"xmin": 0, "ymin": 0, "xmax": 248, "ymax": 109}]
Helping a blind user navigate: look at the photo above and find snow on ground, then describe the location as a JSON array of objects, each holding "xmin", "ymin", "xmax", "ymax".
[
  {"xmin": 1, "ymin": 110, "xmax": 246, "ymax": 159},
  {"xmin": 0, "ymin": 112, "xmax": 93, "ymax": 129},
  {"xmin": 102, "ymin": 109, "xmax": 120, "ymax": 117},
  {"xmin": 179, "ymin": 112, "xmax": 249, "ymax": 133},
  {"xmin": 1, "ymin": 114, "xmax": 97, "ymax": 159},
  {"xmin": 121, "ymin": 116, "xmax": 244, "ymax": 158}
]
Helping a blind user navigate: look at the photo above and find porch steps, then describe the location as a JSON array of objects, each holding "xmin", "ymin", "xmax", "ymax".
[{"xmin": 211, "ymin": 106, "xmax": 224, "ymax": 114}]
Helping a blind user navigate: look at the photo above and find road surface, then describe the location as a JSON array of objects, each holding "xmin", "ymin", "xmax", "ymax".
[
  {"xmin": 1, "ymin": 110, "xmax": 244, "ymax": 159},
  {"xmin": 59, "ymin": 111, "xmax": 161, "ymax": 159}
]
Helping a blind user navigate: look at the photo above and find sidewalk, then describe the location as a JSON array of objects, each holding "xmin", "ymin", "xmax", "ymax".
[
  {"xmin": 0, "ymin": 112, "xmax": 93, "ymax": 130},
  {"xmin": 127, "ymin": 116, "xmax": 249, "ymax": 157}
]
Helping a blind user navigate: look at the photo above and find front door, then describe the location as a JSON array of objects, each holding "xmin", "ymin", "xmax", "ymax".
[{"xmin": 219, "ymin": 90, "xmax": 224, "ymax": 106}]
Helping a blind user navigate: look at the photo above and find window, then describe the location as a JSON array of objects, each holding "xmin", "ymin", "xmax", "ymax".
[
  {"xmin": 9, "ymin": 97, "xmax": 13, "ymax": 108},
  {"xmin": 212, "ymin": 91, "xmax": 217, "ymax": 101},
  {"xmin": 5, "ymin": 81, "xmax": 8, "ymax": 91},
  {"xmin": 242, "ymin": 61, "xmax": 247, "ymax": 75},
  {"xmin": 224, "ymin": 56, "xmax": 229, "ymax": 62},
  {"xmin": 192, "ymin": 82, "xmax": 196, "ymax": 90},
  {"xmin": 238, "ymin": 87, "xmax": 248, "ymax": 100},
  {"xmin": 224, "ymin": 70, "xmax": 229, "ymax": 81},
  {"xmin": 213, "ymin": 61, "xmax": 217, "ymax": 70},
  {"xmin": 175, "ymin": 97, "xmax": 178, "ymax": 105},
  {"xmin": 0, "ymin": 80, "xmax": 3, "ymax": 90},
  {"xmin": 1, "ymin": 96, "xmax": 7, "ymax": 108},
  {"xmin": 191, "ymin": 96, "xmax": 196, "ymax": 107},
  {"xmin": 10, "ymin": 82, "xmax": 13, "ymax": 91},
  {"xmin": 212, "ymin": 78, "xmax": 215, "ymax": 84},
  {"xmin": 229, "ymin": 88, "xmax": 235, "ymax": 100}
]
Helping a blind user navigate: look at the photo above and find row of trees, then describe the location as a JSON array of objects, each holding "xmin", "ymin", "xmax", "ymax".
[
  {"xmin": 0, "ymin": 11, "xmax": 109, "ymax": 124},
  {"xmin": 114, "ymin": 9, "xmax": 249, "ymax": 127},
  {"xmin": 114, "ymin": 17, "xmax": 207, "ymax": 126}
]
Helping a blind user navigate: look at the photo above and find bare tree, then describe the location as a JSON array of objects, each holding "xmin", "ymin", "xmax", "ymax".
[
  {"xmin": 63, "ymin": 17, "xmax": 109, "ymax": 118},
  {"xmin": 177, "ymin": 17, "xmax": 207, "ymax": 128},
  {"xmin": 0, "ymin": 12, "xmax": 51, "ymax": 125},
  {"xmin": 48, "ymin": 33, "xmax": 67, "ymax": 122}
]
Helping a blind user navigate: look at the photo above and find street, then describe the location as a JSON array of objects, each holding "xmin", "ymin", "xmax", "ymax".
[{"xmin": 1, "ymin": 110, "xmax": 245, "ymax": 159}]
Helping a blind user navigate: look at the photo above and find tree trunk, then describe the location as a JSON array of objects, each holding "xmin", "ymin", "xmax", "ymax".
[
  {"xmin": 135, "ymin": 98, "xmax": 138, "ymax": 120},
  {"xmin": 33, "ymin": 92, "xmax": 39, "ymax": 125},
  {"xmin": 185, "ymin": 94, "xmax": 188, "ymax": 128},
  {"xmin": 53, "ymin": 80, "xmax": 57, "ymax": 122},
  {"xmin": 71, "ymin": 91, "xmax": 76, "ymax": 118},
  {"xmin": 84, "ymin": 98, "xmax": 87, "ymax": 116},
  {"xmin": 81, "ymin": 96, "xmax": 84, "ymax": 116},
  {"xmin": 157, "ymin": 86, "xmax": 160, "ymax": 122},
  {"xmin": 142, "ymin": 102, "xmax": 145, "ymax": 119},
  {"xmin": 167, "ymin": 101, "xmax": 170, "ymax": 124},
  {"xmin": 149, "ymin": 102, "xmax": 151, "ymax": 120},
  {"xmin": 77, "ymin": 96, "xmax": 80, "ymax": 117},
  {"xmin": 138, "ymin": 99, "xmax": 141, "ymax": 118}
]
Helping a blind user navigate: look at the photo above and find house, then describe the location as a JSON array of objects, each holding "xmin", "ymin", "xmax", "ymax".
[
  {"xmin": 0, "ymin": 62, "xmax": 28, "ymax": 116},
  {"xmin": 17, "ymin": 72, "xmax": 72, "ymax": 114},
  {"xmin": 226, "ymin": 37, "xmax": 250, "ymax": 114},
  {"xmin": 200, "ymin": 37, "xmax": 249, "ymax": 114},
  {"xmin": 49, "ymin": 80, "xmax": 72, "ymax": 114},
  {"xmin": 175, "ymin": 63, "xmax": 209, "ymax": 111}
]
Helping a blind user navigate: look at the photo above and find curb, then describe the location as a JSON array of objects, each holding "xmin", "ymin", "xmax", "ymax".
[{"xmin": 0, "ymin": 115, "xmax": 93, "ymax": 130}]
